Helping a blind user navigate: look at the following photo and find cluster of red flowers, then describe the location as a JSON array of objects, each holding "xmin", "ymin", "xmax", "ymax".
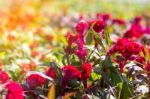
[
  {"xmin": 0, "ymin": 70, "xmax": 24, "ymax": 99},
  {"xmin": 5, "ymin": 82, "xmax": 24, "ymax": 99},
  {"xmin": 61, "ymin": 63, "xmax": 92, "ymax": 95},
  {"xmin": 109, "ymin": 38, "xmax": 142, "ymax": 59},
  {"xmin": 25, "ymin": 74, "xmax": 46, "ymax": 89}
]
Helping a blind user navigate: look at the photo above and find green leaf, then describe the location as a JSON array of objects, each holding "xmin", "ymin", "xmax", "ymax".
[
  {"xmin": 86, "ymin": 31, "xmax": 93, "ymax": 45},
  {"xmin": 104, "ymin": 31, "xmax": 111, "ymax": 47},
  {"xmin": 109, "ymin": 67, "xmax": 122, "ymax": 85},
  {"xmin": 118, "ymin": 77, "xmax": 133, "ymax": 99},
  {"xmin": 90, "ymin": 71, "xmax": 101, "ymax": 81},
  {"xmin": 93, "ymin": 30, "xmax": 105, "ymax": 51},
  {"xmin": 102, "ymin": 57, "xmax": 113, "ymax": 68},
  {"xmin": 94, "ymin": 68, "xmax": 112, "ymax": 86}
]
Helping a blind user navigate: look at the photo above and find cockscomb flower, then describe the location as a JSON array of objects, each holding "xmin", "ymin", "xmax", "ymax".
[
  {"xmin": 75, "ymin": 41, "xmax": 87, "ymax": 60},
  {"xmin": 76, "ymin": 21, "xmax": 88, "ymax": 35},
  {"xmin": 121, "ymin": 42, "xmax": 142, "ymax": 59},
  {"xmin": 92, "ymin": 19, "xmax": 105, "ymax": 33},
  {"xmin": 108, "ymin": 38, "xmax": 142, "ymax": 59},
  {"xmin": 129, "ymin": 56, "xmax": 145, "ymax": 66},
  {"xmin": 5, "ymin": 81, "xmax": 24, "ymax": 99},
  {"xmin": 61, "ymin": 65, "xmax": 81, "ymax": 95},
  {"xmin": 0, "ymin": 69, "xmax": 9, "ymax": 84},
  {"xmin": 75, "ymin": 49, "xmax": 87, "ymax": 61},
  {"xmin": 82, "ymin": 63, "xmax": 92, "ymax": 80},
  {"xmin": 112, "ymin": 18, "xmax": 125, "ymax": 25},
  {"xmin": 124, "ymin": 26, "xmax": 143, "ymax": 39},
  {"xmin": 134, "ymin": 16, "xmax": 142, "ymax": 23},
  {"xmin": 76, "ymin": 21, "xmax": 88, "ymax": 44},
  {"xmin": 66, "ymin": 32, "xmax": 79, "ymax": 46},
  {"xmin": 96, "ymin": 13, "xmax": 110, "ymax": 21},
  {"xmin": 46, "ymin": 68, "xmax": 56, "ymax": 79},
  {"xmin": 25, "ymin": 74, "xmax": 45, "ymax": 89},
  {"xmin": 113, "ymin": 38, "xmax": 130, "ymax": 53}
]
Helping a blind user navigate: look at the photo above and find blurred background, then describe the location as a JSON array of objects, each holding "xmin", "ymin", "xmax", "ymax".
[{"xmin": 0, "ymin": 0, "xmax": 150, "ymax": 71}]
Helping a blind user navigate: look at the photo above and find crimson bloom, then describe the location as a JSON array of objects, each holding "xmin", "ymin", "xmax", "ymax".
[
  {"xmin": 124, "ymin": 26, "xmax": 143, "ymax": 39},
  {"xmin": 82, "ymin": 63, "xmax": 92, "ymax": 80},
  {"xmin": 0, "ymin": 69, "xmax": 9, "ymax": 84},
  {"xmin": 5, "ymin": 81, "xmax": 24, "ymax": 99},
  {"xmin": 109, "ymin": 38, "xmax": 142, "ymax": 59},
  {"xmin": 61, "ymin": 65, "xmax": 81, "ymax": 95},
  {"xmin": 112, "ymin": 18, "xmax": 125, "ymax": 25},
  {"xmin": 121, "ymin": 42, "xmax": 142, "ymax": 59},
  {"xmin": 46, "ymin": 68, "xmax": 56, "ymax": 79},
  {"xmin": 93, "ymin": 19, "xmax": 105, "ymax": 33},
  {"xmin": 76, "ymin": 21, "xmax": 88, "ymax": 35},
  {"xmin": 25, "ymin": 74, "xmax": 45, "ymax": 89}
]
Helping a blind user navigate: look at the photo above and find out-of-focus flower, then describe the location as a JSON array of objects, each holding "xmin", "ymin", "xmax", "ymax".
[
  {"xmin": 0, "ymin": 69, "xmax": 9, "ymax": 84},
  {"xmin": 124, "ymin": 26, "xmax": 143, "ymax": 39},
  {"xmin": 31, "ymin": 50, "xmax": 40, "ymax": 57},
  {"xmin": 5, "ymin": 81, "xmax": 24, "ymax": 99},
  {"xmin": 102, "ymin": 13, "xmax": 110, "ymax": 21},
  {"xmin": 46, "ymin": 68, "xmax": 56, "ymax": 79},
  {"xmin": 96, "ymin": 13, "xmax": 110, "ymax": 21},
  {"xmin": 76, "ymin": 21, "xmax": 88, "ymax": 44},
  {"xmin": 134, "ymin": 16, "xmax": 142, "ymax": 23},
  {"xmin": 144, "ymin": 26, "xmax": 150, "ymax": 34},
  {"xmin": 66, "ymin": 32, "xmax": 79, "ymax": 46},
  {"xmin": 75, "ymin": 41, "xmax": 87, "ymax": 61},
  {"xmin": 112, "ymin": 18, "xmax": 125, "ymax": 25},
  {"xmin": 82, "ymin": 63, "xmax": 92, "ymax": 80},
  {"xmin": 25, "ymin": 74, "xmax": 45, "ymax": 89},
  {"xmin": 92, "ymin": 19, "xmax": 105, "ymax": 33},
  {"xmin": 76, "ymin": 21, "xmax": 88, "ymax": 35},
  {"xmin": 7, "ymin": 34, "xmax": 16, "ymax": 42},
  {"xmin": 0, "ymin": 61, "xmax": 3, "ymax": 69},
  {"xmin": 61, "ymin": 65, "xmax": 81, "ymax": 95}
]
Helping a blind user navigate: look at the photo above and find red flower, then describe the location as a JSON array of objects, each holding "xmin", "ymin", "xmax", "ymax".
[
  {"xmin": 134, "ymin": 16, "xmax": 142, "ymax": 23},
  {"xmin": 5, "ymin": 81, "xmax": 24, "ymax": 99},
  {"xmin": 93, "ymin": 19, "xmax": 105, "ymax": 33},
  {"xmin": 66, "ymin": 33, "xmax": 79, "ymax": 46},
  {"xmin": 114, "ymin": 38, "xmax": 130, "ymax": 53},
  {"xmin": 121, "ymin": 42, "xmax": 142, "ymax": 59},
  {"xmin": 75, "ymin": 48, "xmax": 87, "ymax": 60},
  {"xmin": 112, "ymin": 18, "xmax": 125, "ymax": 25},
  {"xmin": 129, "ymin": 56, "xmax": 145, "ymax": 65},
  {"xmin": 102, "ymin": 13, "xmax": 110, "ymax": 21},
  {"xmin": 25, "ymin": 74, "xmax": 45, "ymax": 89},
  {"xmin": 46, "ymin": 68, "xmax": 56, "ymax": 79},
  {"xmin": 108, "ymin": 38, "xmax": 142, "ymax": 59},
  {"xmin": 61, "ymin": 65, "xmax": 81, "ymax": 95},
  {"xmin": 62, "ymin": 65, "xmax": 81, "ymax": 81},
  {"xmin": 96, "ymin": 13, "xmax": 110, "ymax": 21},
  {"xmin": 124, "ymin": 26, "xmax": 143, "ymax": 39},
  {"xmin": 82, "ymin": 63, "xmax": 92, "ymax": 80},
  {"xmin": 0, "ymin": 69, "xmax": 9, "ymax": 84},
  {"xmin": 76, "ymin": 21, "xmax": 88, "ymax": 34}
]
